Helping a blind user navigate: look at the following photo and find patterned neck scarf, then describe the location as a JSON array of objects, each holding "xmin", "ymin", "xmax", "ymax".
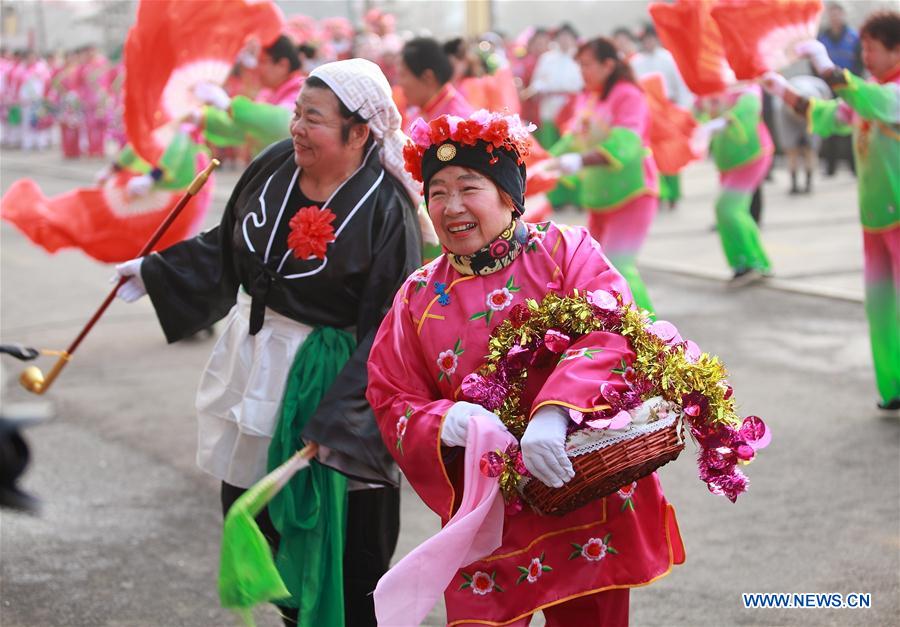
[{"xmin": 448, "ymin": 219, "xmax": 528, "ymax": 276}]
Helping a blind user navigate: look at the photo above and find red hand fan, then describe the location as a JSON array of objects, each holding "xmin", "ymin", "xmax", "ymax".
[
  {"xmin": 124, "ymin": 0, "xmax": 284, "ymax": 164},
  {"xmin": 649, "ymin": 0, "xmax": 736, "ymax": 96},
  {"xmin": 711, "ymin": 0, "xmax": 823, "ymax": 79},
  {"xmin": 639, "ymin": 74, "xmax": 701, "ymax": 175}
]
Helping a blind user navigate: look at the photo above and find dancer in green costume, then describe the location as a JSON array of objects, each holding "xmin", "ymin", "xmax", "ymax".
[
  {"xmin": 697, "ymin": 86, "xmax": 774, "ymax": 285},
  {"xmin": 764, "ymin": 11, "xmax": 900, "ymax": 409}
]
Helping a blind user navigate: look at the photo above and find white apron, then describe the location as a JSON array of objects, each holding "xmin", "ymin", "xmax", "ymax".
[{"xmin": 195, "ymin": 291, "xmax": 312, "ymax": 488}]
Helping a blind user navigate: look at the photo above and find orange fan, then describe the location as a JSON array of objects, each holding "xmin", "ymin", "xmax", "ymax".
[
  {"xmin": 124, "ymin": 0, "xmax": 283, "ymax": 164},
  {"xmin": 649, "ymin": 0, "xmax": 736, "ymax": 96},
  {"xmin": 639, "ymin": 74, "xmax": 700, "ymax": 175},
  {"xmin": 711, "ymin": 0, "xmax": 823, "ymax": 79}
]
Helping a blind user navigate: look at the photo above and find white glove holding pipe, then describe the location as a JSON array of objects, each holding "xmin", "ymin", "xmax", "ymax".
[
  {"xmin": 760, "ymin": 71, "xmax": 791, "ymax": 98},
  {"xmin": 440, "ymin": 401, "xmax": 509, "ymax": 448},
  {"xmin": 520, "ymin": 405, "xmax": 575, "ymax": 488},
  {"xmin": 795, "ymin": 40, "xmax": 835, "ymax": 75},
  {"xmin": 193, "ymin": 81, "xmax": 232, "ymax": 110},
  {"xmin": 126, "ymin": 173, "xmax": 154, "ymax": 198},
  {"xmin": 113, "ymin": 257, "xmax": 147, "ymax": 303},
  {"xmin": 556, "ymin": 152, "xmax": 584, "ymax": 175}
]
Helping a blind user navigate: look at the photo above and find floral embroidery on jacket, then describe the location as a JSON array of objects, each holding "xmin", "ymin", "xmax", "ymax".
[
  {"xmin": 559, "ymin": 347, "xmax": 604, "ymax": 362},
  {"xmin": 470, "ymin": 275, "xmax": 520, "ymax": 324},
  {"xmin": 410, "ymin": 265, "xmax": 434, "ymax": 292},
  {"xmin": 569, "ymin": 533, "xmax": 618, "ymax": 562},
  {"xmin": 526, "ymin": 223, "xmax": 548, "ymax": 252},
  {"xmin": 516, "ymin": 552, "xmax": 552, "ymax": 584},
  {"xmin": 395, "ymin": 407, "xmax": 413, "ymax": 455},
  {"xmin": 617, "ymin": 481, "xmax": 637, "ymax": 512},
  {"xmin": 437, "ymin": 339, "xmax": 464, "ymax": 381},
  {"xmin": 459, "ymin": 570, "xmax": 504, "ymax": 594}
]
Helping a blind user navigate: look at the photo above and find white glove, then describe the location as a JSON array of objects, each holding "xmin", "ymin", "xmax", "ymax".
[
  {"xmin": 760, "ymin": 71, "xmax": 790, "ymax": 98},
  {"xmin": 795, "ymin": 40, "xmax": 834, "ymax": 74},
  {"xmin": 126, "ymin": 174, "xmax": 154, "ymax": 198},
  {"xmin": 441, "ymin": 401, "xmax": 508, "ymax": 447},
  {"xmin": 193, "ymin": 81, "xmax": 232, "ymax": 110},
  {"xmin": 114, "ymin": 257, "xmax": 147, "ymax": 303},
  {"xmin": 701, "ymin": 117, "xmax": 728, "ymax": 135},
  {"xmin": 520, "ymin": 405, "xmax": 575, "ymax": 488},
  {"xmin": 556, "ymin": 152, "xmax": 583, "ymax": 175},
  {"xmin": 94, "ymin": 163, "xmax": 114, "ymax": 185}
]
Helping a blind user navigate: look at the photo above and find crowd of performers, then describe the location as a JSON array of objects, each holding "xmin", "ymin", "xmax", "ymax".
[{"xmin": 1, "ymin": 1, "xmax": 898, "ymax": 625}]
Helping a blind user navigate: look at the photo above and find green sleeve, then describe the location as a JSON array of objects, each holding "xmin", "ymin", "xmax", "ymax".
[
  {"xmin": 202, "ymin": 105, "xmax": 248, "ymax": 148},
  {"xmin": 807, "ymin": 98, "xmax": 853, "ymax": 138},
  {"xmin": 593, "ymin": 127, "xmax": 643, "ymax": 171},
  {"xmin": 548, "ymin": 133, "xmax": 575, "ymax": 157},
  {"xmin": 229, "ymin": 96, "xmax": 292, "ymax": 147},
  {"xmin": 835, "ymin": 70, "xmax": 900, "ymax": 125},
  {"xmin": 156, "ymin": 132, "xmax": 209, "ymax": 190},
  {"xmin": 114, "ymin": 144, "xmax": 152, "ymax": 174}
]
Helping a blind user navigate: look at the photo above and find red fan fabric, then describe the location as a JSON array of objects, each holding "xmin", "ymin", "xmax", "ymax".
[
  {"xmin": 711, "ymin": 0, "xmax": 823, "ymax": 79},
  {"xmin": 124, "ymin": 0, "xmax": 283, "ymax": 164},
  {"xmin": 640, "ymin": 74, "xmax": 700, "ymax": 175},
  {"xmin": 0, "ymin": 164, "xmax": 213, "ymax": 263},
  {"xmin": 649, "ymin": 0, "xmax": 735, "ymax": 96}
]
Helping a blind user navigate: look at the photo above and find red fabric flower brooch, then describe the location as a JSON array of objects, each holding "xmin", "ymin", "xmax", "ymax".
[
  {"xmin": 402, "ymin": 109, "xmax": 536, "ymax": 182},
  {"xmin": 287, "ymin": 205, "xmax": 336, "ymax": 260}
]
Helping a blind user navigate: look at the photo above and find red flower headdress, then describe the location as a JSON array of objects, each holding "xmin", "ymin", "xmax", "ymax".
[{"xmin": 402, "ymin": 110, "xmax": 536, "ymax": 182}]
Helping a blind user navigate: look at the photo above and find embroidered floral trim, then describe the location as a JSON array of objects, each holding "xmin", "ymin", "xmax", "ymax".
[
  {"xmin": 569, "ymin": 533, "xmax": 618, "ymax": 562},
  {"xmin": 526, "ymin": 223, "xmax": 548, "ymax": 252},
  {"xmin": 470, "ymin": 276, "xmax": 520, "ymax": 324},
  {"xmin": 559, "ymin": 347, "xmax": 604, "ymax": 363},
  {"xmin": 287, "ymin": 205, "xmax": 336, "ymax": 260},
  {"xmin": 617, "ymin": 481, "xmax": 637, "ymax": 512},
  {"xmin": 516, "ymin": 552, "xmax": 552, "ymax": 584},
  {"xmin": 395, "ymin": 406, "xmax": 412, "ymax": 455},
  {"xmin": 410, "ymin": 265, "xmax": 434, "ymax": 292},
  {"xmin": 437, "ymin": 339, "xmax": 464, "ymax": 381},
  {"xmin": 459, "ymin": 570, "xmax": 504, "ymax": 594}
]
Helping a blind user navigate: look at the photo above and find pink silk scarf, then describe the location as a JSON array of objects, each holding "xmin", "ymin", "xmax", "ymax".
[{"xmin": 374, "ymin": 415, "xmax": 516, "ymax": 626}]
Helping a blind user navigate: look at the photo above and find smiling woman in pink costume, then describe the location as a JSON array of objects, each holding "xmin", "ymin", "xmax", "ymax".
[
  {"xmin": 549, "ymin": 37, "xmax": 659, "ymax": 314},
  {"xmin": 367, "ymin": 110, "xmax": 684, "ymax": 626}
]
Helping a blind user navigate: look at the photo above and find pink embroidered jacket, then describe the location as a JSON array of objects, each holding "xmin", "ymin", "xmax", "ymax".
[{"xmin": 367, "ymin": 222, "xmax": 684, "ymax": 625}]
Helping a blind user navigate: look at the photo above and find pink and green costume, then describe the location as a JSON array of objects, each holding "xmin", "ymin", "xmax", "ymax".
[
  {"xmin": 708, "ymin": 87, "xmax": 774, "ymax": 275},
  {"xmin": 202, "ymin": 72, "xmax": 305, "ymax": 154},
  {"xmin": 806, "ymin": 68, "xmax": 900, "ymax": 405},
  {"xmin": 367, "ymin": 222, "xmax": 684, "ymax": 626},
  {"xmin": 550, "ymin": 82, "xmax": 660, "ymax": 313}
]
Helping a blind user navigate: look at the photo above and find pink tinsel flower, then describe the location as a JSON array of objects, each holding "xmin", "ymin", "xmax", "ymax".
[
  {"xmin": 543, "ymin": 329, "xmax": 571, "ymax": 353},
  {"xmin": 587, "ymin": 289, "xmax": 618, "ymax": 310},
  {"xmin": 647, "ymin": 320, "xmax": 682, "ymax": 345},
  {"xmin": 707, "ymin": 469, "xmax": 749, "ymax": 502},
  {"xmin": 480, "ymin": 451, "xmax": 504, "ymax": 478},
  {"xmin": 739, "ymin": 415, "xmax": 771, "ymax": 450},
  {"xmin": 507, "ymin": 344, "xmax": 533, "ymax": 370}
]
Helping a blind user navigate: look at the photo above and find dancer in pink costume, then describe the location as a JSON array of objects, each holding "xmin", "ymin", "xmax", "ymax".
[
  {"xmin": 550, "ymin": 37, "xmax": 659, "ymax": 313},
  {"xmin": 77, "ymin": 46, "xmax": 110, "ymax": 157}
]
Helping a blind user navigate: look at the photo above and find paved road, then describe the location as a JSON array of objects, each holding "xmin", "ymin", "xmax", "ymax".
[{"xmin": 1, "ymin": 149, "xmax": 897, "ymax": 626}]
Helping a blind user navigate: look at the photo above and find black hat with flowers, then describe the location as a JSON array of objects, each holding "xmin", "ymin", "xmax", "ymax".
[{"xmin": 403, "ymin": 111, "xmax": 535, "ymax": 216}]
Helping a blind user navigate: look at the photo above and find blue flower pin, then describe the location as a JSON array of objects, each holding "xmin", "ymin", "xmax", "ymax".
[{"xmin": 434, "ymin": 282, "xmax": 451, "ymax": 306}]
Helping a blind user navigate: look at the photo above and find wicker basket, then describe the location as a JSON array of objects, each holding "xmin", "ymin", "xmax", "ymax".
[{"xmin": 520, "ymin": 414, "xmax": 685, "ymax": 516}]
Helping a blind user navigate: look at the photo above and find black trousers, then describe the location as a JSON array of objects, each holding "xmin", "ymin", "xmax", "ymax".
[{"xmin": 221, "ymin": 481, "xmax": 401, "ymax": 627}]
